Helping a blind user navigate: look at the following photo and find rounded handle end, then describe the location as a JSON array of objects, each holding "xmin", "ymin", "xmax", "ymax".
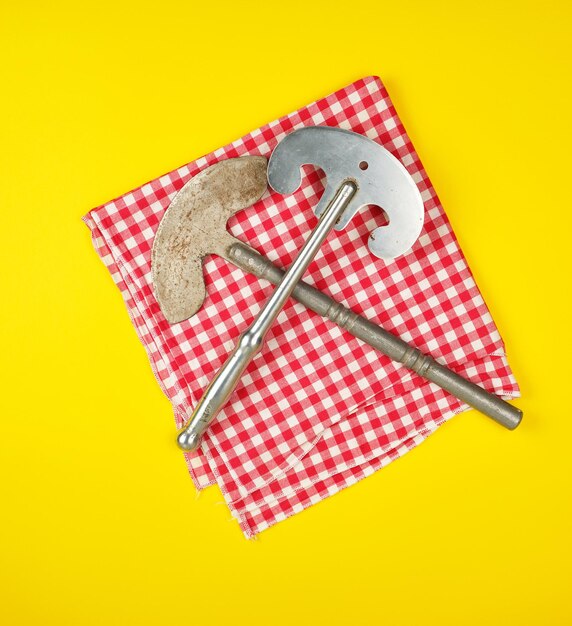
[
  {"xmin": 504, "ymin": 406, "xmax": 524, "ymax": 430},
  {"xmin": 177, "ymin": 429, "xmax": 202, "ymax": 453}
]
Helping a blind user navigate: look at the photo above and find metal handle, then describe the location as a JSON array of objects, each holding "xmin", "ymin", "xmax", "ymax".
[
  {"xmin": 229, "ymin": 245, "xmax": 522, "ymax": 430},
  {"xmin": 176, "ymin": 330, "xmax": 265, "ymax": 452},
  {"xmin": 177, "ymin": 181, "xmax": 358, "ymax": 451}
]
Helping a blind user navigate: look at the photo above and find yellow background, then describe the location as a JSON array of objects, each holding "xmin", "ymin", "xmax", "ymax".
[{"xmin": 1, "ymin": 1, "xmax": 571, "ymax": 624}]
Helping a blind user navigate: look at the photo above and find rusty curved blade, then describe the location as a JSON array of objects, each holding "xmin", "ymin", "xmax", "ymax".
[{"xmin": 151, "ymin": 156, "xmax": 268, "ymax": 323}]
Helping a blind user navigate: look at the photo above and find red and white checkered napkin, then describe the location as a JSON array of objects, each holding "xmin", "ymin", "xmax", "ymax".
[{"xmin": 84, "ymin": 76, "xmax": 519, "ymax": 536}]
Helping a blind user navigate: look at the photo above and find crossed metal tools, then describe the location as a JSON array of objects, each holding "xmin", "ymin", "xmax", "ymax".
[{"xmin": 152, "ymin": 127, "xmax": 522, "ymax": 451}]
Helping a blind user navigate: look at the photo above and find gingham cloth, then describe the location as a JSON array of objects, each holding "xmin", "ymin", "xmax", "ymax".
[{"xmin": 83, "ymin": 76, "xmax": 519, "ymax": 537}]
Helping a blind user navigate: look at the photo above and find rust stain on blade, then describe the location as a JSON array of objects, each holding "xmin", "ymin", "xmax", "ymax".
[{"xmin": 151, "ymin": 156, "xmax": 268, "ymax": 323}]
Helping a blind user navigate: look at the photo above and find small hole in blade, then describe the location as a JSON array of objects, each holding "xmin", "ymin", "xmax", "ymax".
[{"xmin": 359, "ymin": 161, "xmax": 369, "ymax": 170}]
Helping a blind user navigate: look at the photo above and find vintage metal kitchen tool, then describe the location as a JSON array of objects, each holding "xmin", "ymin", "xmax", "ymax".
[
  {"xmin": 153, "ymin": 128, "xmax": 522, "ymax": 453},
  {"xmin": 173, "ymin": 126, "xmax": 425, "ymax": 451},
  {"xmin": 152, "ymin": 155, "xmax": 522, "ymax": 434}
]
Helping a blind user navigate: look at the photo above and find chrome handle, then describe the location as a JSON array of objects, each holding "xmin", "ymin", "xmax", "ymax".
[{"xmin": 177, "ymin": 181, "xmax": 358, "ymax": 452}]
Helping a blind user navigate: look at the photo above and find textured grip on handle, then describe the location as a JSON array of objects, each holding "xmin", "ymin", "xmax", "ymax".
[
  {"xmin": 230, "ymin": 244, "xmax": 522, "ymax": 430},
  {"xmin": 342, "ymin": 316, "xmax": 523, "ymax": 429}
]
